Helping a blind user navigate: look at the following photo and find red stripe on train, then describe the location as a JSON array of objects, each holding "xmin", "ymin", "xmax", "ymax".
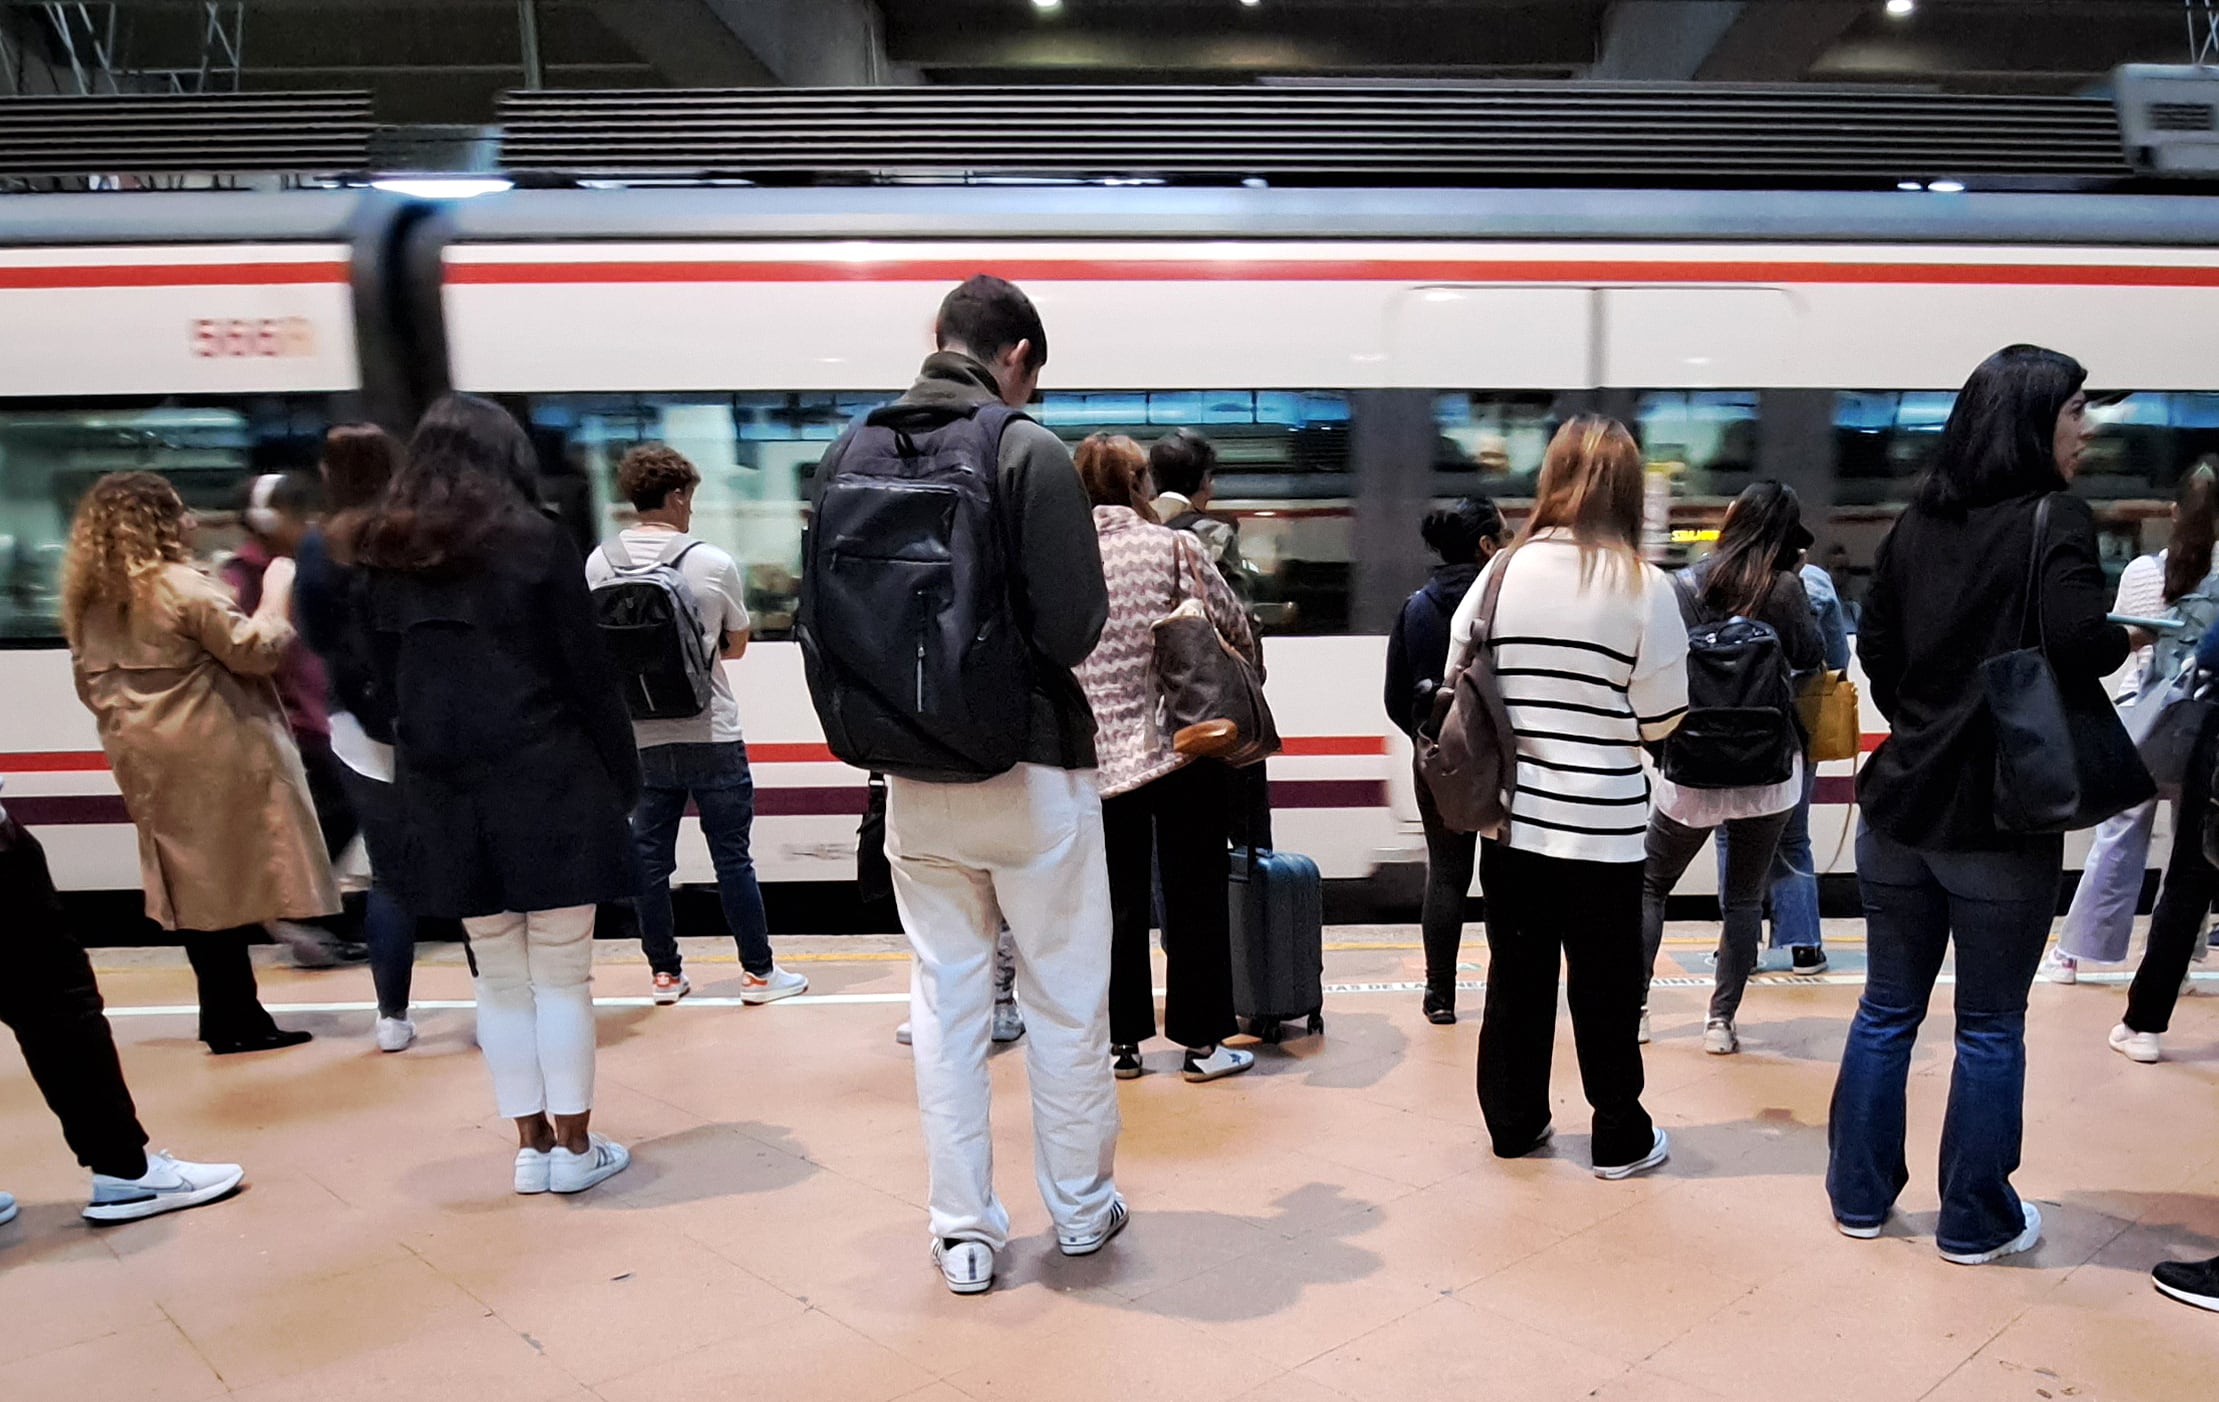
[
  {"xmin": 0, "ymin": 262, "xmax": 350, "ymax": 289},
  {"xmin": 447, "ymin": 257, "xmax": 2219, "ymax": 289}
]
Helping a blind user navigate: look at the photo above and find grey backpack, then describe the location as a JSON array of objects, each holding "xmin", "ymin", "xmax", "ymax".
[{"xmin": 591, "ymin": 534, "xmax": 716, "ymax": 721}]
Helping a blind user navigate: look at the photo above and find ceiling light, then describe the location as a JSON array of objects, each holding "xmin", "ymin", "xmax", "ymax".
[
  {"xmin": 1895, "ymin": 180, "xmax": 1922, "ymax": 191},
  {"xmin": 370, "ymin": 176, "xmax": 513, "ymax": 199},
  {"xmin": 1240, "ymin": 0, "xmax": 1263, "ymax": 6},
  {"xmin": 1927, "ymin": 178, "xmax": 1965, "ymax": 193},
  {"xmin": 1032, "ymin": 0, "xmax": 1061, "ymax": 10},
  {"xmin": 1885, "ymin": 0, "xmax": 1914, "ymax": 15}
]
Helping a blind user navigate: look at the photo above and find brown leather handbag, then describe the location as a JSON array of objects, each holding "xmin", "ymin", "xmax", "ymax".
[
  {"xmin": 1414, "ymin": 556, "xmax": 1520, "ymax": 835},
  {"xmin": 1152, "ymin": 535, "xmax": 1280, "ymax": 767}
]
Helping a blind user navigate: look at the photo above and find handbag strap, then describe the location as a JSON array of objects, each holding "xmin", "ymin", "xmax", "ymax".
[{"xmin": 2016, "ymin": 494, "xmax": 2055, "ymax": 657}]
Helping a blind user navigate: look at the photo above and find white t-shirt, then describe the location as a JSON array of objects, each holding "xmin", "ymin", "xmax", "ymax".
[{"xmin": 585, "ymin": 525, "xmax": 751, "ymax": 749}]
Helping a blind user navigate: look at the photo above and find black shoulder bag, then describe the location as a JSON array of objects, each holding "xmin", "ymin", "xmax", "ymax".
[{"xmin": 1981, "ymin": 494, "xmax": 2155, "ymax": 833}]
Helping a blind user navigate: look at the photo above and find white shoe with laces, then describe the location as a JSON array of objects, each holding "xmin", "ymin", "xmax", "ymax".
[
  {"xmin": 83, "ymin": 1151, "xmax": 244, "ymax": 1223},
  {"xmin": 1182, "ymin": 1043, "xmax": 1255, "ymax": 1083},
  {"xmin": 652, "ymin": 972, "xmax": 690, "ymax": 1005},
  {"xmin": 1059, "ymin": 1196, "xmax": 1130, "ymax": 1257},
  {"xmin": 1940, "ymin": 1201, "xmax": 2042, "ymax": 1266},
  {"xmin": 1594, "ymin": 1129, "xmax": 1671, "ymax": 1181},
  {"xmin": 2110, "ymin": 1022, "xmax": 2161, "ymax": 1064},
  {"xmin": 933, "ymin": 1238, "xmax": 995, "ymax": 1295},
  {"xmin": 514, "ymin": 1147, "xmax": 551, "ymax": 1195},
  {"xmin": 2041, "ymin": 948, "xmax": 2078, "ymax": 985},
  {"xmin": 375, "ymin": 1016, "xmax": 416, "ymax": 1053},
  {"xmin": 549, "ymin": 1134, "xmax": 630, "ymax": 1194},
  {"xmin": 1703, "ymin": 1020, "xmax": 1740, "ymax": 1055},
  {"xmin": 739, "ymin": 966, "xmax": 808, "ymax": 1005}
]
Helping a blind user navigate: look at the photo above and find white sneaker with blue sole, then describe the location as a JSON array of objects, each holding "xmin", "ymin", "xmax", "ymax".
[{"xmin": 83, "ymin": 1151, "xmax": 244, "ymax": 1223}]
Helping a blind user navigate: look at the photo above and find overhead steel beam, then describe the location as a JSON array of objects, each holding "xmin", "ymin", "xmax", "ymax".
[
  {"xmin": 700, "ymin": 0, "xmax": 890, "ymax": 86},
  {"xmin": 1589, "ymin": 1, "xmax": 1743, "ymax": 82},
  {"xmin": 1696, "ymin": 0, "xmax": 1866, "ymax": 83},
  {"xmin": 584, "ymin": 0, "xmax": 773, "ymax": 87}
]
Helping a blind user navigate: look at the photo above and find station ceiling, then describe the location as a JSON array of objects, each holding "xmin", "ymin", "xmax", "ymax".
[{"xmin": 0, "ymin": 0, "xmax": 2199, "ymax": 124}]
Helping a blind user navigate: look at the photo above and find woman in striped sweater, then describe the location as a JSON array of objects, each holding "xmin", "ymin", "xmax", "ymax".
[
  {"xmin": 1445, "ymin": 417, "xmax": 1689, "ymax": 1179},
  {"xmin": 1071, "ymin": 434, "xmax": 1261, "ymax": 1084}
]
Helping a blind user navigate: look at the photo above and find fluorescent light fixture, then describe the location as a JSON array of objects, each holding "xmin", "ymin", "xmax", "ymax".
[
  {"xmin": 1927, "ymin": 178, "xmax": 1966, "ymax": 193},
  {"xmin": 1896, "ymin": 180, "xmax": 1923, "ymax": 191},
  {"xmin": 370, "ymin": 176, "xmax": 513, "ymax": 199},
  {"xmin": 1241, "ymin": 0, "xmax": 1263, "ymax": 6},
  {"xmin": 1032, "ymin": 0, "xmax": 1061, "ymax": 10},
  {"xmin": 1886, "ymin": 0, "xmax": 1914, "ymax": 15}
]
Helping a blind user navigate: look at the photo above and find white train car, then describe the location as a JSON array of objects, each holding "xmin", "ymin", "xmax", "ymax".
[{"xmin": 6, "ymin": 185, "xmax": 2217, "ymax": 908}]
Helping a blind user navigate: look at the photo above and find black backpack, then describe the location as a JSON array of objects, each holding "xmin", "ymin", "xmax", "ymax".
[
  {"xmin": 1661, "ymin": 573, "xmax": 1798, "ymax": 789},
  {"xmin": 590, "ymin": 534, "xmax": 717, "ymax": 721},
  {"xmin": 797, "ymin": 401, "xmax": 1031, "ymax": 782}
]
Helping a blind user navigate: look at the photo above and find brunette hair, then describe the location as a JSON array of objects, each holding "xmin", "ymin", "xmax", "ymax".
[
  {"xmin": 1700, "ymin": 480, "xmax": 1807, "ymax": 620},
  {"xmin": 617, "ymin": 444, "xmax": 702, "ymax": 512},
  {"xmin": 1510, "ymin": 416, "xmax": 1646, "ymax": 587},
  {"xmin": 320, "ymin": 423, "xmax": 405, "ymax": 564},
  {"xmin": 1074, "ymin": 433, "xmax": 1154, "ymax": 517},
  {"xmin": 353, "ymin": 394, "xmax": 536, "ymax": 575},
  {"xmin": 1920, "ymin": 344, "xmax": 2085, "ymax": 515},
  {"xmin": 935, "ymin": 275, "xmax": 1047, "ymax": 371},
  {"xmin": 60, "ymin": 471, "xmax": 191, "ymax": 646},
  {"xmin": 1149, "ymin": 428, "xmax": 1219, "ymax": 500},
  {"xmin": 2166, "ymin": 458, "xmax": 2219, "ymax": 604},
  {"xmin": 1420, "ymin": 496, "xmax": 1506, "ymax": 564}
]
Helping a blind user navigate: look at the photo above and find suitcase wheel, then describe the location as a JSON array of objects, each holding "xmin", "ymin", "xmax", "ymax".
[
  {"xmin": 1307, "ymin": 1011, "xmax": 1325, "ymax": 1036},
  {"xmin": 1256, "ymin": 1019, "xmax": 1285, "ymax": 1046}
]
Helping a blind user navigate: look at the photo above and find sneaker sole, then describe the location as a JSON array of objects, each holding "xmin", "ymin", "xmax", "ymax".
[
  {"xmin": 653, "ymin": 991, "xmax": 688, "ymax": 1006},
  {"xmin": 1940, "ymin": 1206, "xmax": 2042, "ymax": 1266},
  {"xmin": 83, "ymin": 1167, "xmax": 245, "ymax": 1223},
  {"xmin": 550, "ymin": 1165, "xmax": 628, "ymax": 1195},
  {"xmin": 1183, "ymin": 1060, "xmax": 1254, "ymax": 1083},
  {"xmin": 739, "ymin": 984, "xmax": 806, "ymax": 1005},
  {"xmin": 2155, "ymin": 1277, "xmax": 2219, "ymax": 1312},
  {"xmin": 933, "ymin": 1245, "xmax": 995, "ymax": 1295},
  {"xmin": 1114, "ymin": 1065, "xmax": 1143, "ymax": 1080},
  {"xmin": 2111, "ymin": 1036, "xmax": 2161, "ymax": 1065},
  {"xmin": 1836, "ymin": 1219, "xmax": 1883, "ymax": 1240},
  {"xmin": 0, "ymin": 1200, "xmax": 17, "ymax": 1227},
  {"xmin": 1059, "ymin": 1204, "xmax": 1130, "ymax": 1257},
  {"xmin": 1595, "ymin": 1133, "xmax": 1670, "ymax": 1181}
]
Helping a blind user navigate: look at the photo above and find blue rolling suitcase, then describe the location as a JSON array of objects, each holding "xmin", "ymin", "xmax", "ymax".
[{"xmin": 1227, "ymin": 766, "xmax": 1325, "ymax": 1044}]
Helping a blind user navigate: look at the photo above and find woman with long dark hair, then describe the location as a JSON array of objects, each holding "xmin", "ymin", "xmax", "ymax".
[
  {"xmin": 1443, "ymin": 417, "xmax": 1689, "ymax": 1180},
  {"xmin": 1830, "ymin": 345, "xmax": 2127, "ymax": 1264},
  {"xmin": 2049, "ymin": 460, "xmax": 2219, "ymax": 985},
  {"xmin": 360, "ymin": 394, "xmax": 641, "ymax": 1194},
  {"xmin": 293, "ymin": 423, "xmax": 423, "ymax": 1050},
  {"xmin": 1384, "ymin": 495, "xmax": 1507, "ymax": 1024},
  {"xmin": 1637, "ymin": 481, "xmax": 1823, "ymax": 1055}
]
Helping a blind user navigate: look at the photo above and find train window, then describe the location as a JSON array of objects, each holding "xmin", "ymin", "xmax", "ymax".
[
  {"xmin": 0, "ymin": 398, "xmax": 331, "ymax": 642},
  {"xmin": 1636, "ymin": 392, "xmax": 1761, "ymax": 498}
]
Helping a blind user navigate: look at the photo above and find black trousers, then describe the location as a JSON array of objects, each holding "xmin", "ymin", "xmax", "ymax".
[
  {"xmin": 0, "ymin": 815, "xmax": 151, "ymax": 1180},
  {"xmin": 2129, "ymin": 712, "xmax": 2219, "ymax": 1034},
  {"xmin": 184, "ymin": 926, "xmax": 282, "ymax": 1044},
  {"xmin": 1476, "ymin": 840, "xmax": 1656, "ymax": 1168},
  {"xmin": 1416, "ymin": 776, "xmax": 1478, "ymax": 1001},
  {"xmin": 1105, "ymin": 759, "xmax": 1238, "ymax": 1049}
]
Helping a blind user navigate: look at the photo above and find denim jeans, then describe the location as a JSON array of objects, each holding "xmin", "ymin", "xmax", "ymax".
[
  {"xmin": 1731, "ymin": 763, "xmax": 1825, "ymax": 951},
  {"xmin": 335, "ymin": 763, "xmax": 418, "ymax": 1019},
  {"xmin": 1828, "ymin": 823, "xmax": 2060, "ymax": 1256},
  {"xmin": 631, "ymin": 741, "xmax": 773, "ymax": 977},
  {"xmin": 1645, "ymin": 806, "xmax": 1793, "ymax": 1025}
]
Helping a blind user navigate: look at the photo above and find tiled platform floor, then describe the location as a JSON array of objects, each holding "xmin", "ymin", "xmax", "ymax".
[{"xmin": 4, "ymin": 922, "xmax": 2218, "ymax": 1402}]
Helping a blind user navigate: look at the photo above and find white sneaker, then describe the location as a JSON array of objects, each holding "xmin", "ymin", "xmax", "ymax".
[
  {"xmin": 0, "ymin": 1190, "xmax": 16, "ymax": 1227},
  {"xmin": 2041, "ymin": 948, "xmax": 2078, "ymax": 985},
  {"xmin": 1637, "ymin": 1008, "xmax": 1651, "ymax": 1045},
  {"xmin": 1182, "ymin": 1043, "xmax": 1256, "ymax": 1083},
  {"xmin": 514, "ymin": 1147, "xmax": 551, "ymax": 1195},
  {"xmin": 1941, "ymin": 1201, "xmax": 2042, "ymax": 1266},
  {"xmin": 992, "ymin": 1001, "xmax": 1026, "ymax": 1043},
  {"xmin": 894, "ymin": 1021, "xmax": 913, "ymax": 1046},
  {"xmin": 933, "ymin": 1237, "xmax": 994, "ymax": 1295},
  {"xmin": 1703, "ymin": 1020, "xmax": 1740, "ymax": 1055},
  {"xmin": 652, "ymin": 972, "xmax": 690, "ymax": 1005},
  {"xmin": 1059, "ymin": 1196, "xmax": 1130, "ymax": 1257},
  {"xmin": 549, "ymin": 1134, "xmax": 630, "ymax": 1194},
  {"xmin": 375, "ymin": 1016, "xmax": 417, "ymax": 1053},
  {"xmin": 83, "ymin": 1151, "xmax": 244, "ymax": 1223},
  {"xmin": 2110, "ymin": 1022, "xmax": 2162, "ymax": 1064},
  {"xmin": 740, "ymin": 966, "xmax": 808, "ymax": 1005},
  {"xmin": 1836, "ymin": 1214, "xmax": 1884, "ymax": 1240},
  {"xmin": 1595, "ymin": 1129, "xmax": 1671, "ymax": 1181}
]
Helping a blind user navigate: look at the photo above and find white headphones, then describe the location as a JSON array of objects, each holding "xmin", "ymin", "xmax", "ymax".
[{"xmin": 244, "ymin": 473, "xmax": 285, "ymax": 536}]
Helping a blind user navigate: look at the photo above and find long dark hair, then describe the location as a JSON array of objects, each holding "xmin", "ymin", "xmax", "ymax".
[
  {"xmin": 1701, "ymin": 480, "xmax": 1806, "ymax": 620},
  {"xmin": 2167, "ymin": 459, "xmax": 2219, "ymax": 603},
  {"xmin": 1420, "ymin": 496, "xmax": 1506, "ymax": 565},
  {"xmin": 320, "ymin": 422, "xmax": 405, "ymax": 565},
  {"xmin": 1919, "ymin": 344, "xmax": 2085, "ymax": 515},
  {"xmin": 353, "ymin": 394, "xmax": 536, "ymax": 574}
]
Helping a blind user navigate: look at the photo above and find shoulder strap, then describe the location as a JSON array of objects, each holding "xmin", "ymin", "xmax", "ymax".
[
  {"xmin": 1473, "ymin": 550, "xmax": 1511, "ymax": 647},
  {"xmin": 2019, "ymin": 494, "xmax": 2055, "ymax": 655},
  {"xmin": 654, "ymin": 535, "xmax": 701, "ymax": 569},
  {"xmin": 598, "ymin": 535, "xmax": 634, "ymax": 571}
]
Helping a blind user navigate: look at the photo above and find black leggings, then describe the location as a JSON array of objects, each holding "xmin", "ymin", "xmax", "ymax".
[
  {"xmin": 183, "ymin": 927, "xmax": 283, "ymax": 1045},
  {"xmin": 1416, "ymin": 777, "xmax": 1477, "ymax": 1000},
  {"xmin": 1105, "ymin": 760, "xmax": 1238, "ymax": 1049},
  {"xmin": 2128, "ymin": 711, "xmax": 2219, "ymax": 1035}
]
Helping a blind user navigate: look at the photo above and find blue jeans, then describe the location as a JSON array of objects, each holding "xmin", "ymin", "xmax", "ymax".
[
  {"xmin": 1828, "ymin": 824, "xmax": 2060, "ymax": 1255},
  {"xmin": 334, "ymin": 763, "xmax": 418, "ymax": 1019},
  {"xmin": 1720, "ymin": 764, "xmax": 1823, "ymax": 950},
  {"xmin": 631, "ymin": 742, "xmax": 773, "ymax": 978}
]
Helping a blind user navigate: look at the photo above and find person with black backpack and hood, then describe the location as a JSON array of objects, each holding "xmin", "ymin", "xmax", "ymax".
[
  {"xmin": 1384, "ymin": 496, "xmax": 1507, "ymax": 1025},
  {"xmin": 800, "ymin": 275, "xmax": 1120, "ymax": 1296}
]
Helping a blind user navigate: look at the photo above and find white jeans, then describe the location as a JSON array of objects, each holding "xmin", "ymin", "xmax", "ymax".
[
  {"xmin": 888, "ymin": 763, "xmax": 1121, "ymax": 1249},
  {"xmin": 462, "ymin": 906, "xmax": 598, "ymax": 1119}
]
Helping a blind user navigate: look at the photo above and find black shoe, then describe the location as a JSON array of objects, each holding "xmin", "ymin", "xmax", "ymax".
[
  {"xmin": 206, "ymin": 1028, "xmax": 313, "ymax": 1056},
  {"xmin": 2155, "ymin": 1254, "xmax": 2219, "ymax": 1312},
  {"xmin": 1111, "ymin": 1044, "xmax": 1143, "ymax": 1080},
  {"xmin": 1422, "ymin": 991, "xmax": 1456, "ymax": 1025},
  {"xmin": 1791, "ymin": 946, "xmax": 1829, "ymax": 975}
]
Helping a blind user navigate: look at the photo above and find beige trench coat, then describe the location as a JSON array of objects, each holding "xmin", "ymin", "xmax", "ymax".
[{"xmin": 71, "ymin": 563, "xmax": 339, "ymax": 932}]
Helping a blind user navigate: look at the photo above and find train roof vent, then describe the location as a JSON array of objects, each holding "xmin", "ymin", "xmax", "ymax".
[
  {"xmin": 495, "ymin": 84, "xmax": 2131, "ymax": 190},
  {"xmin": 0, "ymin": 91, "xmax": 374, "ymax": 187},
  {"xmin": 2115, "ymin": 65, "xmax": 2219, "ymax": 175}
]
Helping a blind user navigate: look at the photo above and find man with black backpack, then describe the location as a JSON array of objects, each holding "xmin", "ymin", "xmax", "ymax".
[
  {"xmin": 799, "ymin": 275, "xmax": 1122, "ymax": 1296},
  {"xmin": 587, "ymin": 445, "xmax": 807, "ymax": 1008}
]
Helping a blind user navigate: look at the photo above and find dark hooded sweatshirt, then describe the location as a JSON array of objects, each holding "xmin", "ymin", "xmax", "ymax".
[
  {"xmin": 1383, "ymin": 562, "xmax": 1481, "ymax": 738},
  {"xmin": 813, "ymin": 351, "xmax": 1110, "ymax": 773}
]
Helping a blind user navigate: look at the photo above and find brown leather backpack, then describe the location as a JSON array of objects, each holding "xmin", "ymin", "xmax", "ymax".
[{"xmin": 1413, "ymin": 556, "xmax": 1519, "ymax": 835}]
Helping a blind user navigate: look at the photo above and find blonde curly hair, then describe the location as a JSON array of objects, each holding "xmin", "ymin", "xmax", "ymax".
[{"xmin": 60, "ymin": 471, "xmax": 190, "ymax": 647}]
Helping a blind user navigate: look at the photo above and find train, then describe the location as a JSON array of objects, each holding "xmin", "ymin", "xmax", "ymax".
[{"xmin": 5, "ymin": 183, "xmax": 2218, "ymax": 908}]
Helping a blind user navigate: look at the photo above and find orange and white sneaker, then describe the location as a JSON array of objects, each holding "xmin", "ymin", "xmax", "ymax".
[
  {"xmin": 739, "ymin": 966, "xmax": 808, "ymax": 1005},
  {"xmin": 652, "ymin": 972, "xmax": 690, "ymax": 1005}
]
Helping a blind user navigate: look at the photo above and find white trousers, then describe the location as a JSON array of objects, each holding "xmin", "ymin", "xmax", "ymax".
[
  {"xmin": 463, "ymin": 906, "xmax": 598, "ymax": 1119},
  {"xmin": 888, "ymin": 763, "xmax": 1121, "ymax": 1249}
]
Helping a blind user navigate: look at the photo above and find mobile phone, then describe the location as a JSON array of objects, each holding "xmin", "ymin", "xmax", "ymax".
[{"xmin": 2110, "ymin": 614, "xmax": 2186, "ymax": 632}]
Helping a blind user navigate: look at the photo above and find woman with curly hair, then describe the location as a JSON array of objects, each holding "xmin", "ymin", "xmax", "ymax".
[{"xmin": 63, "ymin": 471, "xmax": 336, "ymax": 1054}]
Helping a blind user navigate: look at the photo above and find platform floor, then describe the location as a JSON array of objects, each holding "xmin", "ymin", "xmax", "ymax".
[{"xmin": 4, "ymin": 923, "xmax": 2219, "ymax": 1402}]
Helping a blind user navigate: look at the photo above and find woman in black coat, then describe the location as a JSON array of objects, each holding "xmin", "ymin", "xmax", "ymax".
[
  {"xmin": 1828, "ymin": 345, "xmax": 2128, "ymax": 1265},
  {"xmin": 1383, "ymin": 496, "xmax": 1506, "ymax": 1025},
  {"xmin": 358, "ymin": 394, "xmax": 641, "ymax": 1197}
]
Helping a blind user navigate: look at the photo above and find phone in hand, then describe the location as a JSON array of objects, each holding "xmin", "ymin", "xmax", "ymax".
[{"xmin": 2110, "ymin": 614, "xmax": 2186, "ymax": 632}]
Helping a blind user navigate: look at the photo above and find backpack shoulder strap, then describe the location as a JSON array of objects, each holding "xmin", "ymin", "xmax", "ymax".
[
  {"xmin": 597, "ymin": 535, "xmax": 635, "ymax": 571},
  {"xmin": 654, "ymin": 534, "xmax": 701, "ymax": 569}
]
